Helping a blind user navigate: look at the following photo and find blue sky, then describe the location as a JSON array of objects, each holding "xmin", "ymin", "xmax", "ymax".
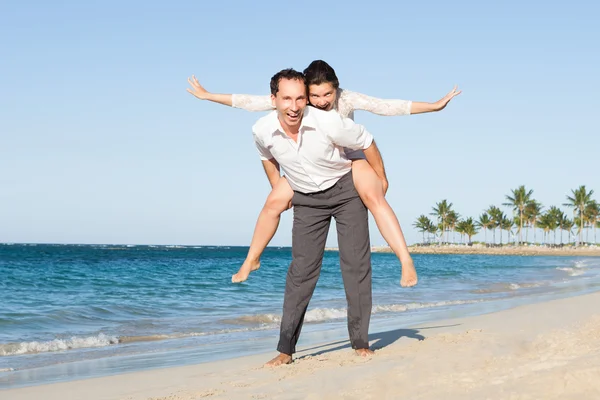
[{"xmin": 1, "ymin": 0, "xmax": 598, "ymax": 246}]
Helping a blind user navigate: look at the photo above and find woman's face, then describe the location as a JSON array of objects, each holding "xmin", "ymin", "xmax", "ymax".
[{"xmin": 308, "ymin": 82, "xmax": 337, "ymax": 111}]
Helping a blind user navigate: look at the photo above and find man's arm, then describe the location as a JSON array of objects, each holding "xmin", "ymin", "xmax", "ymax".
[
  {"xmin": 324, "ymin": 113, "xmax": 386, "ymax": 191},
  {"xmin": 261, "ymin": 158, "xmax": 281, "ymax": 188},
  {"xmin": 253, "ymin": 130, "xmax": 278, "ymax": 187},
  {"xmin": 325, "ymin": 114, "xmax": 373, "ymax": 151},
  {"xmin": 363, "ymin": 141, "xmax": 389, "ymax": 194}
]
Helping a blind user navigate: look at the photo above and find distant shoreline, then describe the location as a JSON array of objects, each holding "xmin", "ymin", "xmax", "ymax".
[{"xmin": 325, "ymin": 244, "xmax": 600, "ymax": 257}]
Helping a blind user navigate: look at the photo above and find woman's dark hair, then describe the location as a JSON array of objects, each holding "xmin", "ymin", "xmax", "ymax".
[{"xmin": 303, "ymin": 60, "xmax": 339, "ymax": 90}]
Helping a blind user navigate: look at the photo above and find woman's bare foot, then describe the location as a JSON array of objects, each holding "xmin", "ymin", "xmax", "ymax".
[
  {"xmin": 355, "ymin": 348, "xmax": 374, "ymax": 357},
  {"xmin": 264, "ymin": 353, "xmax": 292, "ymax": 367},
  {"xmin": 231, "ymin": 259, "xmax": 260, "ymax": 283},
  {"xmin": 400, "ymin": 258, "xmax": 418, "ymax": 287}
]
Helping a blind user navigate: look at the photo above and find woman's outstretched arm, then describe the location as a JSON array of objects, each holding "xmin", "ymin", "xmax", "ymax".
[
  {"xmin": 342, "ymin": 86, "xmax": 461, "ymax": 116},
  {"xmin": 410, "ymin": 86, "xmax": 462, "ymax": 114},
  {"xmin": 187, "ymin": 75, "xmax": 274, "ymax": 111}
]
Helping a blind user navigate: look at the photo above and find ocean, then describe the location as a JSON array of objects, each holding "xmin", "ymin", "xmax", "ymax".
[{"xmin": 2, "ymin": 243, "xmax": 600, "ymax": 389}]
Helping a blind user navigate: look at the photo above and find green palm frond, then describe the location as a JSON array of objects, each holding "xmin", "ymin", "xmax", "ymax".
[
  {"xmin": 503, "ymin": 185, "xmax": 534, "ymax": 211},
  {"xmin": 476, "ymin": 213, "xmax": 492, "ymax": 229}
]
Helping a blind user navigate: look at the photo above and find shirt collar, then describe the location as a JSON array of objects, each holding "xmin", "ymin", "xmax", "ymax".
[
  {"xmin": 300, "ymin": 107, "xmax": 318, "ymax": 130},
  {"xmin": 266, "ymin": 106, "xmax": 318, "ymax": 136}
]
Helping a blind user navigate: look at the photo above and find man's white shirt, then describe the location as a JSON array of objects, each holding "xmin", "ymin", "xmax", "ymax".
[{"xmin": 252, "ymin": 106, "xmax": 374, "ymax": 194}]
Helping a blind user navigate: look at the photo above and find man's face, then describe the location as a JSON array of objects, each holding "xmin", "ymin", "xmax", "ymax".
[
  {"xmin": 271, "ymin": 78, "xmax": 308, "ymax": 129},
  {"xmin": 308, "ymin": 82, "xmax": 337, "ymax": 111}
]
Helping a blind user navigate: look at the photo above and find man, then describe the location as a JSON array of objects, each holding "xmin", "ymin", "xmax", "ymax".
[{"xmin": 253, "ymin": 68, "xmax": 387, "ymax": 366}]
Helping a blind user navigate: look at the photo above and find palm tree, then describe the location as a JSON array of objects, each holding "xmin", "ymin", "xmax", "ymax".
[
  {"xmin": 584, "ymin": 200, "xmax": 599, "ymax": 244},
  {"xmin": 554, "ymin": 208, "xmax": 569, "ymax": 245},
  {"xmin": 564, "ymin": 185, "xmax": 595, "ymax": 246},
  {"xmin": 503, "ymin": 185, "xmax": 534, "ymax": 245},
  {"xmin": 563, "ymin": 218, "xmax": 575, "ymax": 245},
  {"xmin": 501, "ymin": 217, "xmax": 513, "ymax": 245},
  {"xmin": 487, "ymin": 206, "xmax": 503, "ymax": 245},
  {"xmin": 437, "ymin": 222, "xmax": 444, "ymax": 242},
  {"xmin": 447, "ymin": 210, "xmax": 461, "ymax": 244},
  {"xmin": 549, "ymin": 214, "xmax": 559, "ymax": 245},
  {"xmin": 427, "ymin": 222, "xmax": 439, "ymax": 243},
  {"xmin": 455, "ymin": 220, "xmax": 466, "ymax": 244},
  {"xmin": 513, "ymin": 215, "xmax": 525, "ymax": 244},
  {"xmin": 546, "ymin": 207, "xmax": 561, "ymax": 245},
  {"xmin": 413, "ymin": 215, "xmax": 433, "ymax": 244},
  {"xmin": 487, "ymin": 206, "xmax": 506, "ymax": 245},
  {"xmin": 524, "ymin": 200, "xmax": 543, "ymax": 244},
  {"xmin": 537, "ymin": 215, "xmax": 546, "ymax": 244},
  {"xmin": 574, "ymin": 217, "xmax": 586, "ymax": 244},
  {"xmin": 476, "ymin": 213, "xmax": 493, "ymax": 245},
  {"xmin": 431, "ymin": 200, "xmax": 453, "ymax": 244},
  {"xmin": 461, "ymin": 217, "xmax": 478, "ymax": 244}
]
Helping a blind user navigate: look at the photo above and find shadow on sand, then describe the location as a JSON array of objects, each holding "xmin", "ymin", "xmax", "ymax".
[{"xmin": 297, "ymin": 324, "xmax": 460, "ymax": 358}]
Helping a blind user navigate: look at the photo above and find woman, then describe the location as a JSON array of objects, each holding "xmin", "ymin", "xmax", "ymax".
[{"xmin": 187, "ymin": 60, "xmax": 460, "ymax": 285}]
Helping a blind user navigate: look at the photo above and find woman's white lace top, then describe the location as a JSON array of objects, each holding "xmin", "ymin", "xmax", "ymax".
[{"xmin": 232, "ymin": 89, "xmax": 412, "ymax": 119}]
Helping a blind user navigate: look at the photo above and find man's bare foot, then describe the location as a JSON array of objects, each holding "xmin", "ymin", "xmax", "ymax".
[
  {"xmin": 355, "ymin": 348, "xmax": 374, "ymax": 357},
  {"xmin": 400, "ymin": 258, "xmax": 418, "ymax": 287},
  {"xmin": 232, "ymin": 259, "xmax": 260, "ymax": 283},
  {"xmin": 264, "ymin": 353, "xmax": 292, "ymax": 367}
]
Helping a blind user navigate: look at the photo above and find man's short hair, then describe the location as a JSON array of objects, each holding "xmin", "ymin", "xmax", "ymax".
[{"xmin": 270, "ymin": 68, "xmax": 306, "ymax": 96}]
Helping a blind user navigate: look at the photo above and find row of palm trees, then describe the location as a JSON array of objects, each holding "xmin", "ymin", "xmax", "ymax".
[{"xmin": 413, "ymin": 185, "xmax": 599, "ymax": 246}]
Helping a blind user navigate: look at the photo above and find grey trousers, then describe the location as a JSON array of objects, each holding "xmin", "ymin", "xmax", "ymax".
[{"xmin": 277, "ymin": 172, "xmax": 372, "ymax": 355}]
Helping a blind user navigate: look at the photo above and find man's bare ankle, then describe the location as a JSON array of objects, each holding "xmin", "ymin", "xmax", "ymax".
[
  {"xmin": 265, "ymin": 352, "xmax": 292, "ymax": 367},
  {"xmin": 355, "ymin": 348, "xmax": 374, "ymax": 357}
]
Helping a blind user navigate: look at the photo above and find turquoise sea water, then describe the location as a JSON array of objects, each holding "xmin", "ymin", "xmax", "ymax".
[{"xmin": 2, "ymin": 243, "xmax": 600, "ymax": 389}]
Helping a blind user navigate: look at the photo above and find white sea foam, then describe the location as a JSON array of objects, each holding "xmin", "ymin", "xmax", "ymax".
[
  {"xmin": 0, "ymin": 333, "xmax": 119, "ymax": 357},
  {"xmin": 221, "ymin": 314, "xmax": 281, "ymax": 325},
  {"xmin": 305, "ymin": 308, "xmax": 347, "ymax": 322},
  {"xmin": 472, "ymin": 282, "xmax": 543, "ymax": 294},
  {"xmin": 224, "ymin": 300, "xmax": 483, "ymax": 326},
  {"xmin": 557, "ymin": 267, "xmax": 585, "ymax": 277},
  {"xmin": 508, "ymin": 282, "xmax": 542, "ymax": 289},
  {"xmin": 372, "ymin": 299, "xmax": 482, "ymax": 313},
  {"xmin": 0, "ymin": 328, "xmax": 279, "ymax": 357}
]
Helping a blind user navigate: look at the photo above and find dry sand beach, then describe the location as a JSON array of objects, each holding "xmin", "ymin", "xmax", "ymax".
[{"xmin": 6, "ymin": 291, "xmax": 600, "ymax": 400}]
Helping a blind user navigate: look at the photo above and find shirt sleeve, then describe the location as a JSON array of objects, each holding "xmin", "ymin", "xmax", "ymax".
[
  {"xmin": 325, "ymin": 113, "xmax": 374, "ymax": 150},
  {"xmin": 252, "ymin": 132, "xmax": 273, "ymax": 161},
  {"xmin": 342, "ymin": 89, "xmax": 412, "ymax": 116},
  {"xmin": 232, "ymin": 94, "xmax": 275, "ymax": 112}
]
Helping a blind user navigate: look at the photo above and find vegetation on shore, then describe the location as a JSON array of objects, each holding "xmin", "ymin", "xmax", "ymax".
[{"xmin": 413, "ymin": 185, "xmax": 599, "ymax": 247}]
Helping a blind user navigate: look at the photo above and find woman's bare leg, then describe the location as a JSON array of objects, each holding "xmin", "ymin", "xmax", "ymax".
[
  {"xmin": 351, "ymin": 160, "xmax": 418, "ymax": 287},
  {"xmin": 232, "ymin": 177, "xmax": 294, "ymax": 283}
]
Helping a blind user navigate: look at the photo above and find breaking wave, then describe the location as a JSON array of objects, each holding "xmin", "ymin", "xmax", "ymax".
[
  {"xmin": 0, "ymin": 333, "xmax": 119, "ymax": 357},
  {"xmin": 222, "ymin": 299, "xmax": 483, "ymax": 326}
]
